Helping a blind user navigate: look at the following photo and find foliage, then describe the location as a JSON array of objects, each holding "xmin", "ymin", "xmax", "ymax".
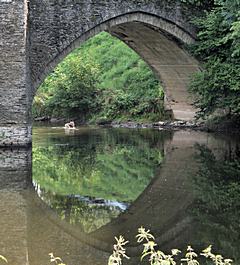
[
  {"xmin": 35, "ymin": 56, "xmax": 99, "ymax": 120},
  {"xmin": 83, "ymin": 33, "xmax": 165, "ymax": 121},
  {"xmin": 0, "ymin": 255, "xmax": 7, "ymax": 263},
  {"xmin": 181, "ymin": 246, "xmax": 199, "ymax": 265},
  {"xmin": 190, "ymin": 144, "xmax": 240, "ymax": 261},
  {"xmin": 180, "ymin": 0, "xmax": 214, "ymax": 8},
  {"xmin": 32, "ymin": 127, "xmax": 166, "ymax": 232},
  {"xmin": 38, "ymin": 192, "xmax": 124, "ymax": 233},
  {"xmin": 201, "ymin": 246, "xmax": 233, "ymax": 265},
  {"xmin": 32, "ymin": 127, "xmax": 163, "ymax": 202},
  {"xmin": 108, "ymin": 236, "xmax": 129, "ymax": 265},
  {"xmin": 33, "ymin": 143, "xmax": 161, "ymax": 201},
  {"xmin": 188, "ymin": 0, "xmax": 240, "ymax": 118},
  {"xmin": 137, "ymin": 227, "xmax": 181, "ymax": 265},
  {"xmin": 0, "ymin": 230, "xmax": 235, "ymax": 265},
  {"xmin": 108, "ymin": 227, "xmax": 234, "ymax": 265},
  {"xmin": 33, "ymin": 32, "xmax": 165, "ymax": 122},
  {"xmin": 49, "ymin": 253, "xmax": 66, "ymax": 265}
]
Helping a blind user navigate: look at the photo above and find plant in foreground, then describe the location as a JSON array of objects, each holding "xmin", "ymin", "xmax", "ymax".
[
  {"xmin": 108, "ymin": 227, "xmax": 234, "ymax": 265},
  {"xmin": 108, "ymin": 235, "xmax": 130, "ymax": 265},
  {"xmin": 136, "ymin": 227, "xmax": 180, "ymax": 265},
  {"xmin": 49, "ymin": 253, "xmax": 66, "ymax": 265},
  {"xmin": 181, "ymin": 246, "xmax": 199, "ymax": 265},
  {"xmin": 201, "ymin": 245, "xmax": 233, "ymax": 265},
  {"xmin": 0, "ymin": 255, "xmax": 7, "ymax": 263},
  {"xmin": 1, "ymin": 226, "xmax": 234, "ymax": 265}
]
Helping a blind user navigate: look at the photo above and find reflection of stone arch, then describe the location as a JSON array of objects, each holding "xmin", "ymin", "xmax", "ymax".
[
  {"xmin": 28, "ymin": 132, "xmax": 207, "ymax": 250},
  {"xmin": 0, "ymin": 132, "xmax": 235, "ymax": 264}
]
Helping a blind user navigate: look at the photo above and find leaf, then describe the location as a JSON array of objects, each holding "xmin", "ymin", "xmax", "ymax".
[
  {"xmin": 202, "ymin": 245, "xmax": 212, "ymax": 253},
  {"xmin": 141, "ymin": 251, "xmax": 152, "ymax": 261},
  {"xmin": 0, "ymin": 255, "xmax": 7, "ymax": 263},
  {"xmin": 171, "ymin": 249, "xmax": 181, "ymax": 256}
]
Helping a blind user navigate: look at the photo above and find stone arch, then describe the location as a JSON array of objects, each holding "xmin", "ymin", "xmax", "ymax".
[
  {"xmin": 29, "ymin": 10, "xmax": 199, "ymax": 121},
  {"xmin": 31, "ymin": 11, "xmax": 196, "ymax": 92},
  {"xmin": 0, "ymin": 1, "xmax": 200, "ymax": 146}
]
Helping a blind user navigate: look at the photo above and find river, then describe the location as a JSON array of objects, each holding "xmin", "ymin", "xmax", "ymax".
[{"xmin": 0, "ymin": 126, "xmax": 239, "ymax": 265}]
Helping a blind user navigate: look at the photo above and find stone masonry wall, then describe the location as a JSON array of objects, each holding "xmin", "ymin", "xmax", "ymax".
[
  {"xmin": 0, "ymin": 0, "xmax": 31, "ymax": 146},
  {"xmin": 29, "ymin": 0, "xmax": 197, "ymax": 93}
]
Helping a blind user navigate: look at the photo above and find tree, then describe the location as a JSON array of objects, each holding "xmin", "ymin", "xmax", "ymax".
[
  {"xmin": 189, "ymin": 0, "xmax": 240, "ymax": 118},
  {"xmin": 46, "ymin": 56, "xmax": 99, "ymax": 120}
]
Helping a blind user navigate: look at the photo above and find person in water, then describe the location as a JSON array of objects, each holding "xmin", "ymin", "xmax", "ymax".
[{"xmin": 64, "ymin": 121, "xmax": 76, "ymax": 129}]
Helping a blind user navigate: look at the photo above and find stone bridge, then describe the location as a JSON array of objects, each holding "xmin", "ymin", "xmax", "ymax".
[{"xmin": 0, "ymin": 0, "xmax": 200, "ymax": 146}]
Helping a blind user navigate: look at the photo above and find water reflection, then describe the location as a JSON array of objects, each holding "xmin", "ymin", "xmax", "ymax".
[
  {"xmin": 0, "ymin": 128, "xmax": 239, "ymax": 265},
  {"xmin": 34, "ymin": 190, "xmax": 129, "ymax": 233},
  {"xmin": 189, "ymin": 143, "xmax": 240, "ymax": 261},
  {"xmin": 32, "ymin": 127, "xmax": 170, "ymax": 232},
  {"xmin": 0, "ymin": 147, "xmax": 110, "ymax": 265}
]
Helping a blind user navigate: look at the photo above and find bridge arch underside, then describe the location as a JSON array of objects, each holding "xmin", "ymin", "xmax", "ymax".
[
  {"xmin": 31, "ymin": 12, "xmax": 199, "ymax": 122},
  {"xmin": 109, "ymin": 20, "xmax": 199, "ymax": 121}
]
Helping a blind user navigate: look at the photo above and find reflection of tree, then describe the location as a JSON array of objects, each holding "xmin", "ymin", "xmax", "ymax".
[
  {"xmin": 32, "ymin": 128, "xmax": 169, "ymax": 209},
  {"xmin": 38, "ymin": 191, "xmax": 123, "ymax": 233},
  {"xmin": 191, "ymin": 144, "xmax": 240, "ymax": 262}
]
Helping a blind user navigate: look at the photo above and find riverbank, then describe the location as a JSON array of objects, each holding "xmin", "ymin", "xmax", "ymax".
[
  {"xmin": 107, "ymin": 120, "xmax": 206, "ymax": 131},
  {"xmin": 110, "ymin": 118, "xmax": 240, "ymax": 133},
  {"xmin": 34, "ymin": 117, "xmax": 206, "ymax": 131},
  {"xmin": 34, "ymin": 115, "xmax": 240, "ymax": 133}
]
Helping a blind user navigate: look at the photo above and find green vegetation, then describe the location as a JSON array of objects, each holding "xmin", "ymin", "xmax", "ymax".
[
  {"xmin": 188, "ymin": 0, "xmax": 240, "ymax": 120},
  {"xmin": 0, "ymin": 255, "xmax": 7, "ymax": 263},
  {"xmin": 32, "ymin": 127, "xmax": 166, "ymax": 232},
  {"xmin": 191, "ymin": 144, "xmax": 240, "ymax": 262},
  {"xmin": 33, "ymin": 32, "xmax": 165, "ymax": 123},
  {"xmin": 108, "ymin": 227, "xmax": 234, "ymax": 265},
  {"xmin": 33, "ymin": 128, "xmax": 163, "ymax": 202},
  {"xmin": 33, "ymin": 1, "xmax": 240, "ymax": 125},
  {"xmin": 33, "ymin": 144, "xmax": 161, "ymax": 202},
  {"xmin": 39, "ymin": 192, "xmax": 123, "ymax": 233}
]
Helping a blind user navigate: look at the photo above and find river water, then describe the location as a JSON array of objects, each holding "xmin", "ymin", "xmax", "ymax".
[{"xmin": 0, "ymin": 126, "xmax": 239, "ymax": 265}]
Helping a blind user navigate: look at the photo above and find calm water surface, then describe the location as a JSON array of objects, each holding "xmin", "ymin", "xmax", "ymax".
[{"xmin": 0, "ymin": 126, "xmax": 239, "ymax": 265}]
